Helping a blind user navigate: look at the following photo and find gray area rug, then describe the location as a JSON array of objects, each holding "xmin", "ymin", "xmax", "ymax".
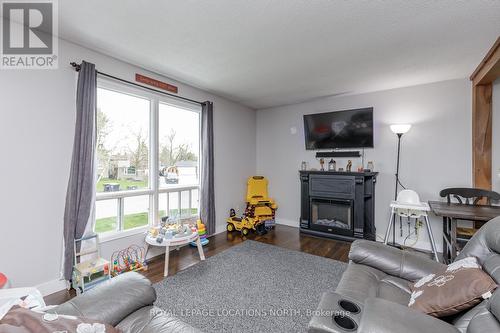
[{"xmin": 154, "ymin": 240, "xmax": 347, "ymax": 333}]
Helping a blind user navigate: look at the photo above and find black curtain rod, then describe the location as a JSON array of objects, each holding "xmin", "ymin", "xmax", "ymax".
[{"xmin": 70, "ymin": 62, "xmax": 204, "ymax": 106}]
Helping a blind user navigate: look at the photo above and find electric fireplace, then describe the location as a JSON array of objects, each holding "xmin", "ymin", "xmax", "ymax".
[{"xmin": 300, "ymin": 171, "xmax": 377, "ymax": 241}]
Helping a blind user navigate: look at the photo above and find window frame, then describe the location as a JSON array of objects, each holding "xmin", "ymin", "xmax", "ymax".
[{"xmin": 95, "ymin": 77, "xmax": 202, "ymax": 241}]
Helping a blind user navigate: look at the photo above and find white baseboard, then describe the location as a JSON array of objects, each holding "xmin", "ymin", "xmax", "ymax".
[
  {"xmin": 276, "ymin": 218, "xmax": 299, "ymax": 228},
  {"xmin": 36, "ymin": 279, "xmax": 68, "ymax": 296}
]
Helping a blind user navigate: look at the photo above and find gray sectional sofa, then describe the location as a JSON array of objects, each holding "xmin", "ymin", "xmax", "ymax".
[{"xmin": 308, "ymin": 216, "xmax": 500, "ymax": 333}]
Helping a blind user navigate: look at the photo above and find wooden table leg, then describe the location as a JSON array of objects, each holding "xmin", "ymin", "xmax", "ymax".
[
  {"xmin": 196, "ymin": 237, "xmax": 205, "ymax": 261},
  {"xmin": 443, "ymin": 216, "xmax": 449, "ymax": 264},
  {"xmin": 144, "ymin": 243, "xmax": 150, "ymax": 261},
  {"xmin": 450, "ymin": 218, "xmax": 457, "ymax": 262},
  {"xmin": 163, "ymin": 245, "xmax": 170, "ymax": 277}
]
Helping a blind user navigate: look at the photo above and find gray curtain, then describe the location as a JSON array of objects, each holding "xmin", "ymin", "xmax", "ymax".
[
  {"xmin": 200, "ymin": 101, "xmax": 215, "ymax": 235},
  {"xmin": 63, "ymin": 61, "xmax": 97, "ymax": 280}
]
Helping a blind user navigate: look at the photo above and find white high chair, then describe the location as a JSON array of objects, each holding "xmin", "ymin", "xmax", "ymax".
[{"xmin": 383, "ymin": 189, "xmax": 439, "ymax": 262}]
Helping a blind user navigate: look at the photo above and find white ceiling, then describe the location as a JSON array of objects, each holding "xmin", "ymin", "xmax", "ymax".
[{"xmin": 59, "ymin": 1, "xmax": 500, "ymax": 109}]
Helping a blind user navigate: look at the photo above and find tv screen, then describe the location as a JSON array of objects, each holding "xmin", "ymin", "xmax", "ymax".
[{"xmin": 303, "ymin": 107, "xmax": 373, "ymax": 149}]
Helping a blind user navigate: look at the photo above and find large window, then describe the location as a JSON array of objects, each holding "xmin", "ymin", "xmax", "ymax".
[{"xmin": 95, "ymin": 80, "xmax": 201, "ymax": 237}]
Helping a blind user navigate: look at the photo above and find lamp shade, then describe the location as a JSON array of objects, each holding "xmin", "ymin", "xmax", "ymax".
[{"xmin": 390, "ymin": 124, "xmax": 412, "ymax": 135}]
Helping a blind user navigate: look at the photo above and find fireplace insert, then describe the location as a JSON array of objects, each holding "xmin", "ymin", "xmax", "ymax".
[{"xmin": 310, "ymin": 198, "xmax": 353, "ymax": 237}]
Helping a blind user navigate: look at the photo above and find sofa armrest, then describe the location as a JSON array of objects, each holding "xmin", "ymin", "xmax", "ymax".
[
  {"xmin": 53, "ymin": 272, "xmax": 156, "ymax": 326},
  {"xmin": 359, "ymin": 298, "xmax": 459, "ymax": 333},
  {"xmin": 349, "ymin": 240, "xmax": 446, "ymax": 282}
]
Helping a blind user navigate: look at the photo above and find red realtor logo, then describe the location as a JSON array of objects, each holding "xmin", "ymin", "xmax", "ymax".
[{"xmin": 135, "ymin": 74, "xmax": 178, "ymax": 93}]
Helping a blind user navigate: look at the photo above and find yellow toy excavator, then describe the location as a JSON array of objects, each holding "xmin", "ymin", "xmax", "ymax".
[
  {"xmin": 245, "ymin": 176, "xmax": 277, "ymax": 229},
  {"xmin": 226, "ymin": 176, "xmax": 278, "ymax": 236}
]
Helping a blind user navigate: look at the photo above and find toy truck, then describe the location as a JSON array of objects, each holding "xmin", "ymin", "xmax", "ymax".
[{"xmin": 226, "ymin": 209, "xmax": 266, "ymax": 236}]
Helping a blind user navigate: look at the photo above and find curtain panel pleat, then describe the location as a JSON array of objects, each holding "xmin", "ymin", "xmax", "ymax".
[
  {"xmin": 62, "ymin": 61, "xmax": 97, "ymax": 280},
  {"xmin": 200, "ymin": 101, "xmax": 215, "ymax": 235}
]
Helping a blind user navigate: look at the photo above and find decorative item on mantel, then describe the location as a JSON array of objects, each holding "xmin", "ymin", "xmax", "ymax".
[
  {"xmin": 328, "ymin": 159, "xmax": 336, "ymax": 171},
  {"xmin": 301, "ymin": 161, "xmax": 308, "ymax": 171},
  {"xmin": 367, "ymin": 161, "xmax": 374, "ymax": 172},
  {"xmin": 319, "ymin": 158, "xmax": 325, "ymax": 171},
  {"xmin": 346, "ymin": 160, "xmax": 352, "ymax": 172}
]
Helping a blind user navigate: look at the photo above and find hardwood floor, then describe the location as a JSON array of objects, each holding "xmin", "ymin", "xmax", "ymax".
[{"xmin": 44, "ymin": 225, "xmax": 351, "ymax": 305}]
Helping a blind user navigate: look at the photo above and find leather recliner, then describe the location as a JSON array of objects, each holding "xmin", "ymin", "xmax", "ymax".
[
  {"xmin": 53, "ymin": 272, "xmax": 200, "ymax": 333},
  {"xmin": 309, "ymin": 216, "xmax": 500, "ymax": 333}
]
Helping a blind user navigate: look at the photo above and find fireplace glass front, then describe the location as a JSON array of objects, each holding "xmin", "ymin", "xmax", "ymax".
[{"xmin": 310, "ymin": 198, "xmax": 353, "ymax": 236}]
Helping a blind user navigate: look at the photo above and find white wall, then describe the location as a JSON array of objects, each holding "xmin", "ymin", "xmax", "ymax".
[
  {"xmin": 0, "ymin": 38, "xmax": 256, "ymax": 294},
  {"xmin": 493, "ymin": 79, "xmax": 500, "ymax": 192},
  {"xmin": 256, "ymin": 79, "xmax": 472, "ymax": 251}
]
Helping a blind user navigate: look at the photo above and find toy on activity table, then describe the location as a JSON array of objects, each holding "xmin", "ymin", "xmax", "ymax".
[
  {"xmin": 72, "ymin": 233, "xmax": 110, "ymax": 294},
  {"xmin": 110, "ymin": 244, "xmax": 148, "ymax": 277},
  {"xmin": 151, "ymin": 216, "xmax": 194, "ymax": 245},
  {"xmin": 226, "ymin": 176, "xmax": 278, "ymax": 236},
  {"xmin": 190, "ymin": 219, "xmax": 209, "ymax": 247}
]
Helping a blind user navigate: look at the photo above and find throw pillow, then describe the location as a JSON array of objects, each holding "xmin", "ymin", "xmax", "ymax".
[
  {"xmin": 408, "ymin": 256, "xmax": 497, "ymax": 317},
  {"xmin": 0, "ymin": 306, "xmax": 121, "ymax": 333}
]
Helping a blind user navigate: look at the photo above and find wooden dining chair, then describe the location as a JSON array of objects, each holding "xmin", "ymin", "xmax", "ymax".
[
  {"xmin": 439, "ymin": 187, "xmax": 500, "ymax": 206},
  {"xmin": 439, "ymin": 187, "xmax": 500, "ymax": 263}
]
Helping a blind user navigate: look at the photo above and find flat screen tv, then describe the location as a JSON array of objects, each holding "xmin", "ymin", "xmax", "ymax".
[{"xmin": 303, "ymin": 107, "xmax": 373, "ymax": 150}]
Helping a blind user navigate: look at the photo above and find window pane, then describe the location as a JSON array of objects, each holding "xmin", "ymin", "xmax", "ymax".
[
  {"xmin": 158, "ymin": 103, "xmax": 199, "ymax": 189},
  {"xmin": 95, "ymin": 199, "xmax": 118, "ymax": 233},
  {"xmin": 158, "ymin": 192, "xmax": 180, "ymax": 218},
  {"xmin": 191, "ymin": 188, "xmax": 199, "ymax": 216},
  {"xmin": 159, "ymin": 192, "xmax": 186, "ymax": 220},
  {"xmin": 123, "ymin": 196, "xmax": 150, "ymax": 230},
  {"xmin": 158, "ymin": 193, "xmax": 168, "ymax": 220},
  {"xmin": 159, "ymin": 190, "xmax": 199, "ymax": 221},
  {"xmin": 181, "ymin": 190, "xmax": 195, "ymax": 219},
  {"xmin": 96, "ymin": 88, "xmax": 150, "ymax": 193}
]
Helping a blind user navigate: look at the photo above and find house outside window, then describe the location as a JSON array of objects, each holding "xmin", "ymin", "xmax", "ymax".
[{"xmin": 94, "ymin": 79, "xmax": 201, "ymax": 238}]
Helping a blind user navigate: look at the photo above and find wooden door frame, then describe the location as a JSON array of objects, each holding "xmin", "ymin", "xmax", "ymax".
[{"xmin": 470, "ymin": 37, "xmax": 500, "ymax": 190}]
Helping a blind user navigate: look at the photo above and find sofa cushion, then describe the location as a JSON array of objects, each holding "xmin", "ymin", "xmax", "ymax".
[
  {"xmin": 451, "ymin": 299, "xmax": 489, "ymax": 333},
  {"xmin": 349, "ymin": 239, "xmax": 446, "ymax": 282},
  {"xmin": 335, "ymin": 262, "xmax": 411, "ymax": 305},
  {"xmin": 116, "ymin": 306, "xmax": 201, "ymax": 333},
  {"xmin": 467, "ymin": 310, "xmax": 500, "ymax": 333},
  {"xmin": 409, "ymin": 257, "xmax": 497, "ymax": 317},
  {"xmin": 53, "ymin": 272, "xmax": 157, "ymax": 327},
  {"xmin": 483, "ymin": 253, "xmax": 500, "ymax": 284}
]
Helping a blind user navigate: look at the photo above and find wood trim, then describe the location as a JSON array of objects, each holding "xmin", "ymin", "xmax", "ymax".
[
  {"xmin": 470, "ymin": 37, "xmax": 500, "ymax": 85},
  {"xmin": 472, "ymin": 84, "xmax": 492, "ymax": 189},
  {"xmin": 470, "ymin": 36, "xmax": 499, "ymax": 189}
]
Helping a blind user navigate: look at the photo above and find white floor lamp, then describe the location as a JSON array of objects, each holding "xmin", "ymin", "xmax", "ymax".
[{"xmin": 389, "ymin": 124, "xmax": 411, "ymax": 246}]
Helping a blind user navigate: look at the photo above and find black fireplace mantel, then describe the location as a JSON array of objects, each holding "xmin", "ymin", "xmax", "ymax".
[{"xmin": 299, "ymin": 170, "xmax": 378, "ymax": 241}]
